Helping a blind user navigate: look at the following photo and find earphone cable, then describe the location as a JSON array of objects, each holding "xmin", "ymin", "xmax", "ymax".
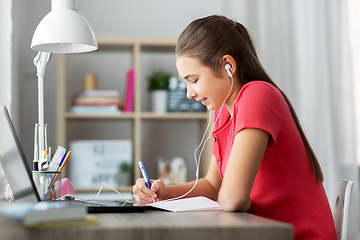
[{"xmin": 162, "ymin": 71, "xmax": 234, "ymax": 202}]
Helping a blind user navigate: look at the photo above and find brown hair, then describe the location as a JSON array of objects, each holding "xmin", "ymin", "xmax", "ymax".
[{"xmin": 176, "ymin": 15, "xmax": 324, "ymax": 183}]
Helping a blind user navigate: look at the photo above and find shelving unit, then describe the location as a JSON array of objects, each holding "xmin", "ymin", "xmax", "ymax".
[{"xmin": 56, "ymin": 36, "xmax": 212, "ymax": 192}]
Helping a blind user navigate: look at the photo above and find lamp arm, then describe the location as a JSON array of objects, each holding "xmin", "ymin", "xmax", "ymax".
[
  {"xmin": 33, "ymin": 51, "xmax": 51, "ymax": 166},
  {"xmin": 34, "ymin": 51, "xmax": 51, "ymax": 77}
]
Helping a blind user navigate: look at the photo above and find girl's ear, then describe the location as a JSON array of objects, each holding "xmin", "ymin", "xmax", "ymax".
[{"xmin": 222, "ymin": 55, "xmax": 236, "ymax": 78}]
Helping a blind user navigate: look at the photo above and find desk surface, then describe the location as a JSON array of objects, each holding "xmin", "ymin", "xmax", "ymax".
[{"xmin": 0, "ymin": 211, "xmax": 293, "ymax": 240}]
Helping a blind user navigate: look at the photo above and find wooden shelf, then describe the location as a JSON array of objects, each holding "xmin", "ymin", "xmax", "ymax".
[
  {"xmin": 96, "ymin": 35, "xmax": 178, "ymax": 46},
  {"xmin": 65, "ymin": 112, "xmax": 135, "ymax": 119},
  {"xmin": 56, "ymin": 36, "xmax": 212, "ymax": 193},
  {"xmin": 65, "ymin": 111, "xmax": 209, "ymax": 120},
  {"xmin": 140, "ymin": 112, "xmax": 209, "ymax": 119}
]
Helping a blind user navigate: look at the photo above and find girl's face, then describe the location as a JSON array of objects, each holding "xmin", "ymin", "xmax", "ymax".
[{"xmin": 176, "ymin": 56, "xmax": 233, "ymax": 111}]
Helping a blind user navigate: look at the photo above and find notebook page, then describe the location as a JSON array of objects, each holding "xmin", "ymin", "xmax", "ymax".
[{"xmin": 147, "ymin": 196, "xmax": 223, "ymax": 212}]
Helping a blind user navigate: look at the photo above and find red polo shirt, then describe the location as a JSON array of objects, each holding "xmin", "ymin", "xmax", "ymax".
[{"xmin": 212, "ymin": 81, "xmax": 336, "ymax": 240}]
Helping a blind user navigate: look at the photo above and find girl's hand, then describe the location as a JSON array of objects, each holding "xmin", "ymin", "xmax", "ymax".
[{"xmin": 133, "ymin": 178, "xmax": 168, "ymax": 204}]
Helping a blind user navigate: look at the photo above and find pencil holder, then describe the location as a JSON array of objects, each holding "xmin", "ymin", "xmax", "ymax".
[{"xmin": 33, "ymin": 171, "xmax": 62, "ymax": 201}]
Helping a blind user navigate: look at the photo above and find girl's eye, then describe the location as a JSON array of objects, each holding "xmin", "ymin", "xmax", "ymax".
[{"xmin": 191, "ymin": 79, "xmax": 198, "ymax": 84}]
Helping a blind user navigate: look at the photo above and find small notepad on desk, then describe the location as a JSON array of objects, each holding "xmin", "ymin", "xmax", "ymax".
[{"xmin": 147, "ymin": 196, "xmax": 223, "ymax": 212}]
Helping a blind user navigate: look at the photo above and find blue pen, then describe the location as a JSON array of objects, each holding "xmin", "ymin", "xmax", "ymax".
[
  {"xmin": 139, "ymin": 161, "xmax": 155, "ymax": 203},
  {"xmin": 57, "ymin": 151, "xmax": 67, "ymax": 171}
]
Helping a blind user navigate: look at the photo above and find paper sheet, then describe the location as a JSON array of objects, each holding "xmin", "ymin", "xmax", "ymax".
[{"xmin": 147, "ymin": 196, "xmax": 223, "ymax": 212}]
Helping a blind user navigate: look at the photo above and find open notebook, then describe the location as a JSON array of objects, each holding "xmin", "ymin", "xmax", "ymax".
[{"xmin": 147, "ymin": 196, "xmax": 223, "ymax": 212}]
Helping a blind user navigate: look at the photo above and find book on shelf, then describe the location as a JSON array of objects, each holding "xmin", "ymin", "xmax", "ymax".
[
  {"xmin": 71, "ymin": 89, "xmax": 121, "ymax": 114},
  {"xmin": 73, "ymin": 96, "xmax": 121, "ymax": 105},
  {"xmin": 70, "ymin": 105, "xmax": 121, "ymax": 114},
  {"xmin": 123, "ymin": 68, "xmax": 135, "ymax": 112},
  {"xmin": 0, "ymin": 202, "xmax": 90, "ymax": 227},
  {"xmin": 76, "ymin": 90, "xmax": 120, "ymax": 97}
]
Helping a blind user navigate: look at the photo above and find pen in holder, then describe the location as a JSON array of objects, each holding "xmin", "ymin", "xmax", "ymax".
[{"xmin": 33, "ymin": 171, "xmax": 62, "ymax": 201}]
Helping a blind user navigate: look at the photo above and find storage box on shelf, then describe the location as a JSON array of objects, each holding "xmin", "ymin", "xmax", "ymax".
[{"xmin": 56, "ymin": 36, "xmax": 212, "ymax": 193}]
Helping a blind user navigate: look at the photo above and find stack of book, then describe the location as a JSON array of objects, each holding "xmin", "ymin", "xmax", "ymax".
[
  {"xmin": 70, "ymin": 90, "xmax": 121, "ymax": 114},
  {"xmin": 0, "ymin": 202, "xmax": 97, "ymax": 228}
]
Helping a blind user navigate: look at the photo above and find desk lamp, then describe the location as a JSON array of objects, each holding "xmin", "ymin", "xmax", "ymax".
[{"xmin": 31, "ymin": 0, "xmax": 98, "ymax": 168}]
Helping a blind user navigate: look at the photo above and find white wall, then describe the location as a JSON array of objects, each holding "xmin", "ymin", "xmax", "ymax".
[
  {"xmin": 0, "ymin": 0, "xmax": 12, "ymax": 114},
  {"xmin": 0, "ymin": 0, "xmax": 13, "ymax": 200}
]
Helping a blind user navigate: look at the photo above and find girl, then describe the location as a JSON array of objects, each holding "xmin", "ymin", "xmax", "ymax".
[{"xmin": 133, "ymin": 15, "xmax": 336, "ymax": 240}]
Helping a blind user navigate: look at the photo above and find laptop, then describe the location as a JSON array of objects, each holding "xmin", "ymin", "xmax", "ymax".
[{"xmin": 0, "ymin": 105, "xmax": 156, "ymax": 213}]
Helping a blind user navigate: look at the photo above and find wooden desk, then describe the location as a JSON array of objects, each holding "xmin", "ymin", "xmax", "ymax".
[{"xmin": 0, "ymin": 211, "xmax": 293, "ymax": 240}]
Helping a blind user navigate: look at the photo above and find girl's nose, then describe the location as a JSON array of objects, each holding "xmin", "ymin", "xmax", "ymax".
[{"xmin": 186, "ymin": 86, "xmax": 196, "ymax": 99}]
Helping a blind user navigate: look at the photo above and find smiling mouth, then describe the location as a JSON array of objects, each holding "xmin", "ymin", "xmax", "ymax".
[{"xmin": 199, "ymin": 98, "xmax": 208, "ymax": 105}]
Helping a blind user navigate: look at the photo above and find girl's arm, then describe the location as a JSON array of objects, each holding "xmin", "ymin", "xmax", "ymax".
[
  {"xmin": 218, "ymin": 128, "xmax": 269, "ymax": 212},
  {"xmin": 133, "ymin": 155, "xmax": 222, "ymax": 204}
]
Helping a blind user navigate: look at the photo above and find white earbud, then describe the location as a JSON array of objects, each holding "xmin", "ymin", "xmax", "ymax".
[{"xmin": 225, "ymin": 64, "xmax": 232, "ymax": 78}]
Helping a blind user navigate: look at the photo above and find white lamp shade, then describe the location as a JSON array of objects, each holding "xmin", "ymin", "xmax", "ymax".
[{"xmin": 31, "ymin": 8, "xmax": 98, "ymax": 53}]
